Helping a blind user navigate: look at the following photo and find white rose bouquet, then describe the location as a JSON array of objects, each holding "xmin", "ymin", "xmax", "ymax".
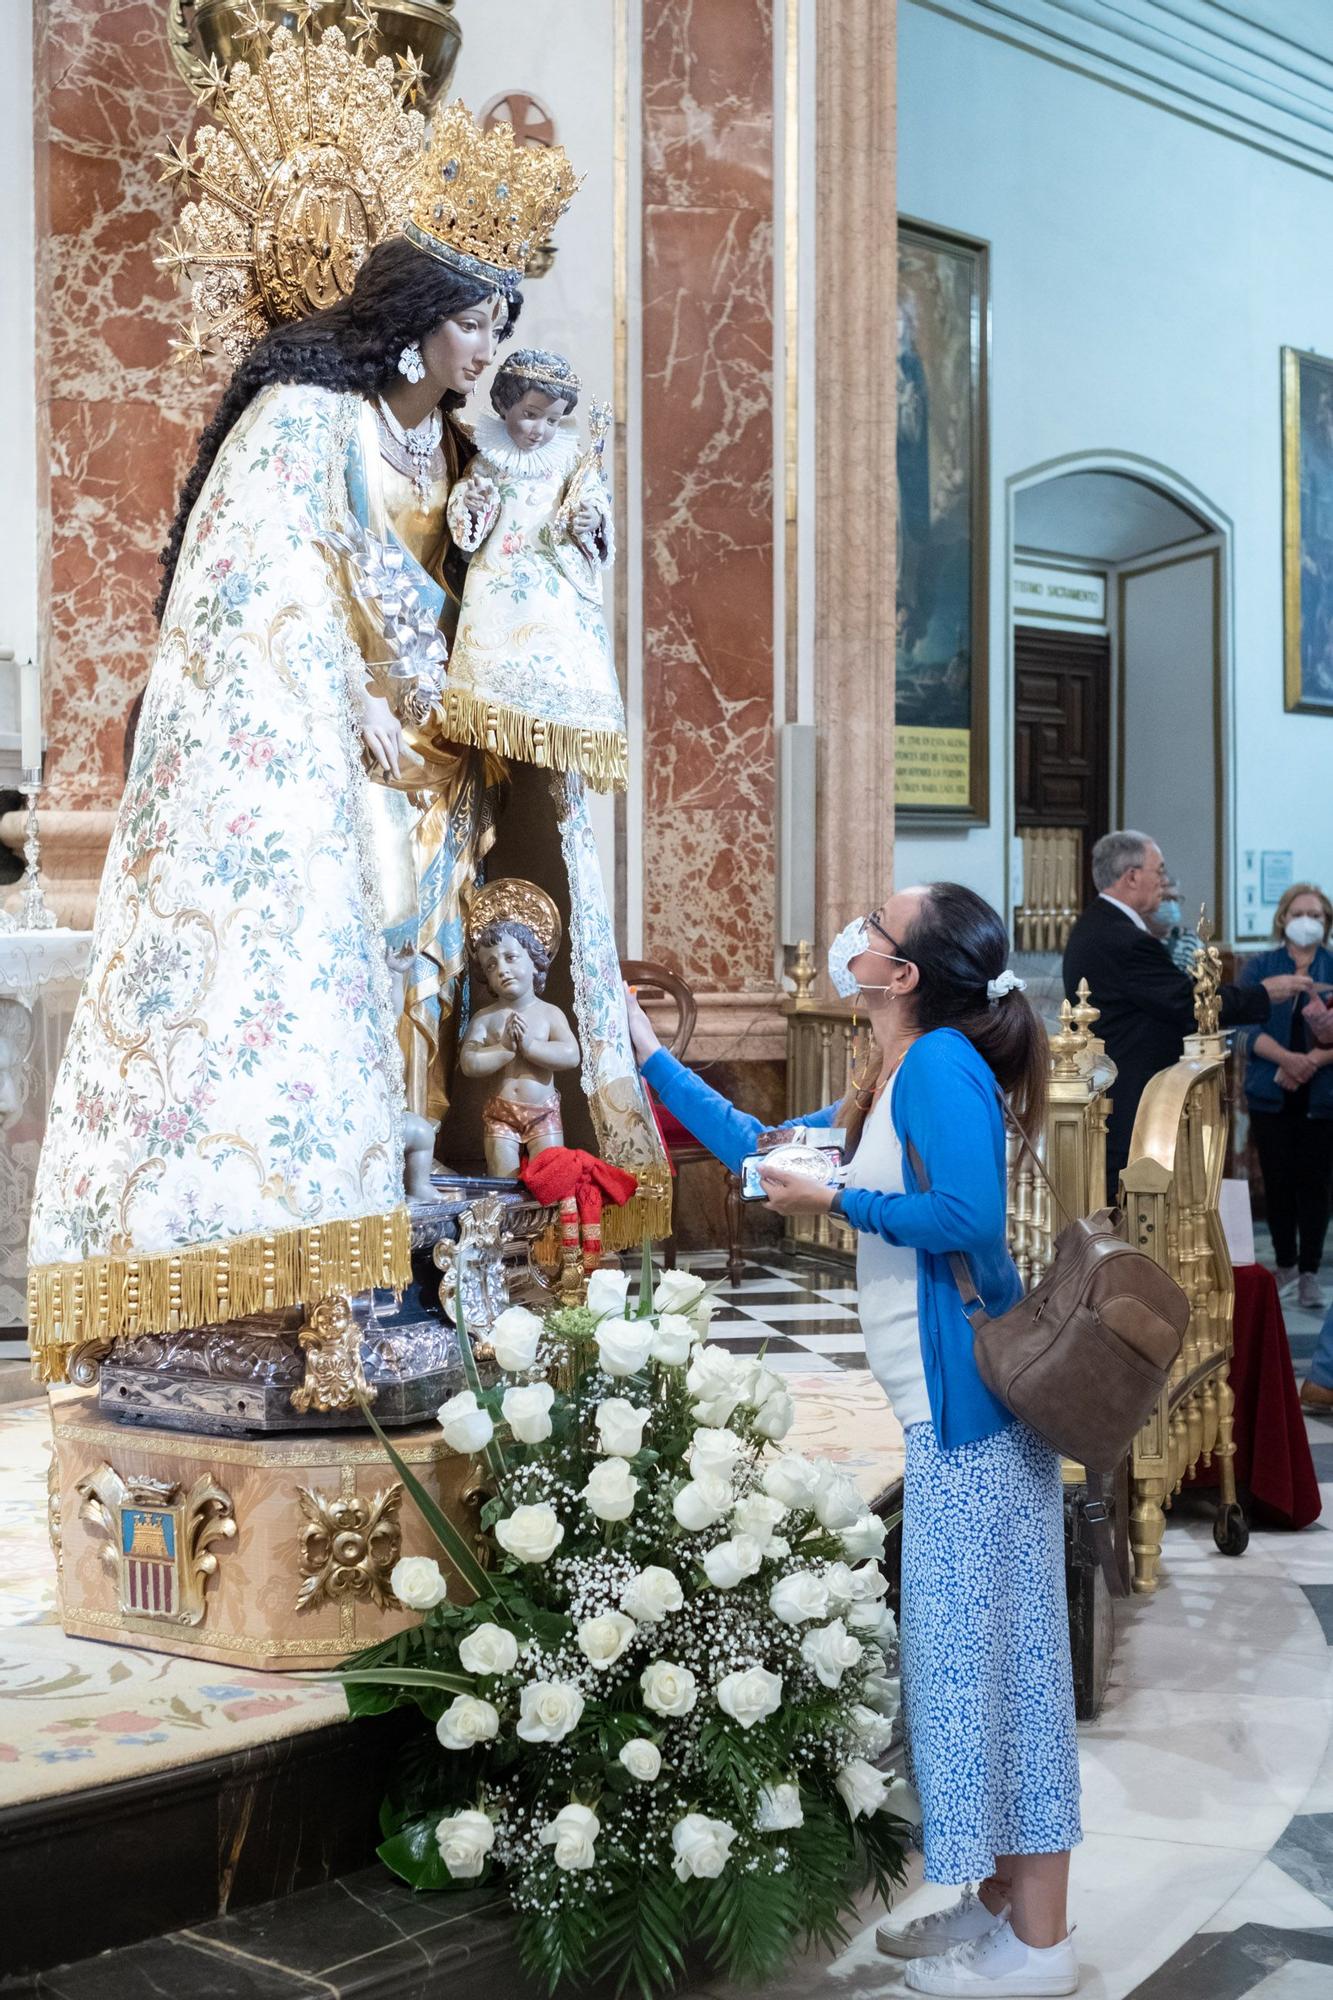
[{"xmin": 336, "ymin": 1249, "xmax": 906, "ymax": 1996}]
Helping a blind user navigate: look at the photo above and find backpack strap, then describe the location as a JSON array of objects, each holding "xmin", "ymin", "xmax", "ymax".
[
  {"xmin": 1083, "ymin": 1467, "xmax": 1132, "ymax": 1597},
  {"xmin": 905, "ymin": 1138, "xmax": 991, "ymax": 1327}
]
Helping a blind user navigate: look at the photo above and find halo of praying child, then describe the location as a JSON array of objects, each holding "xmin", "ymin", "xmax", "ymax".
[
  {"xmin": 439, "ymin": 348, "xmax": 627, "ymax": 794},
  {"xmin": 458, "ymin": 879, "xmax": 580, "ymax": 1178}
]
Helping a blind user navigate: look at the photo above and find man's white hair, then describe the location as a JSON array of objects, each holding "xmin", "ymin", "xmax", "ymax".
[{"xmin": 1091, "ymin": 829, "xmax": 1153, "ymax": 892}]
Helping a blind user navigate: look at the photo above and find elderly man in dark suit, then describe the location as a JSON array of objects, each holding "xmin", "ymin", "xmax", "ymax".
[{"xmin": 1063, "ymin": 830, "xmax": 1312, "ymax": 1190}]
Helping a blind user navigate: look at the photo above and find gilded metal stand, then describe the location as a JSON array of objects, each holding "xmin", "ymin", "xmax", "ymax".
[{"xmin": 1119, "ymin": 920, "xmax": 1246, "ymax": 1592}]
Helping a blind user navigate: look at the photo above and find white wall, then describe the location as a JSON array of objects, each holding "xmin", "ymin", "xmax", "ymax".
[
  {"xmin": 896, "ymin": 0, "xmax": 1333, "ymax": 941},
  {"xmin": 1120, "ymin": 549, "xmax": 1219, "ymax": 924},
  {"xmin": 0, "ymin": 0, "xmax": 37, "ymax": 746}
]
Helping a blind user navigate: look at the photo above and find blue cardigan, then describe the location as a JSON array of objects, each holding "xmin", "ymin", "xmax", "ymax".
[
  {"xmin": 1239, "ymin": 945, "xmax": 1333, "ymax": 1119},
  {"xmin": 643, "ymin": 1027, "xmax": 1021, "ymax": 1449}
]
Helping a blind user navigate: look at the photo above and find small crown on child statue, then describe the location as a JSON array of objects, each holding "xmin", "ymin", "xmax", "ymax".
[
  {"xmin": 405, "ymin": 101, "xmax": 581, "ymax": 291},
  {"xmin": 497, "ymin": 350, "xmax": 582, "ymax": 399},
  {"xmin": 466, "ymin": 878, "xmax": 562, "ymax": 959}
]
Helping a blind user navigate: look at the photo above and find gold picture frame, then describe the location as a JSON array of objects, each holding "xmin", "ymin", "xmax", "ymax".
[
  {"xmin": 1282, "ymin": 345, "xmax": 1333, "ymax": 715},
  {"xmin": 895, "ymin": 219, "xmax": 991, "ymax": 822}
]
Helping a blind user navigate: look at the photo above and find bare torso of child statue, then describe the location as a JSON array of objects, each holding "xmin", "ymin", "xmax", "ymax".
[{"xmin": 458, "ymin": 924, "xmax": 581, "ymax": 1177}]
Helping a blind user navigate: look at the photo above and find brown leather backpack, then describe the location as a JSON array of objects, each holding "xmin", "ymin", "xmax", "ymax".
[{"xmin": 907, "ymin": 1135, "xmax": 1190, "ymax": 1595}]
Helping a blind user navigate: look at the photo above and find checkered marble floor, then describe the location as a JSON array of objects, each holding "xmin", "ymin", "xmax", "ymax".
[{"xmin": 678, "ymin": 1250, "xmax": 866, "ymax": 1374}]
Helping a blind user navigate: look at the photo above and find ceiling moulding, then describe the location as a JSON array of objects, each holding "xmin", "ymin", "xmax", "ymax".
[{"xmin": 911, "ymin": 0, "xmax": 1333, "ymax": 182}]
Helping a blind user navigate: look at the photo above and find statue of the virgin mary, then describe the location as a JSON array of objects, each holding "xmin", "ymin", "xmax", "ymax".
[{"xmin": 27, "ymin": 22, "xmax": 666, "ymax": 1388}]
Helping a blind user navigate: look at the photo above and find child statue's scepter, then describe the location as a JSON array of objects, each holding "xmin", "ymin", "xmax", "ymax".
[{"xmin": 555, "ymin": 397, "xmax": 613, "ymax": 542}]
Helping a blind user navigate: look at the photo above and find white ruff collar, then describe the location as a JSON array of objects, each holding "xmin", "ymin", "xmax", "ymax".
[{"xmin": 471, "ymin": 407, "xmax": 581, "ymax": 479}]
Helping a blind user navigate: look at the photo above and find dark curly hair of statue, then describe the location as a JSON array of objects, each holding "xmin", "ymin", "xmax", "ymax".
[
  {"xmin": 472, "ymin": 920, "xmax": 551, "ymax": 996},
  {"xmin": 490, "ymin": 347, "xmax": 579, "ymax": 417},
  {"xmin": 153, "ymin": 237, "xmax": 522, "ymax": 623}
]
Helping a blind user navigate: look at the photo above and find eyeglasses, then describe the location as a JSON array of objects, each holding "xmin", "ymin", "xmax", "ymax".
[{"xmin": 867, "ymin": 911, "xmax": 903, "ymax": 955}]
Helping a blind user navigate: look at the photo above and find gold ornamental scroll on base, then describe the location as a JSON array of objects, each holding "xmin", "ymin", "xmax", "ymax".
[{"xmin": 50, "ymin": 1391, "xmax": 487, "ymax": 1669}]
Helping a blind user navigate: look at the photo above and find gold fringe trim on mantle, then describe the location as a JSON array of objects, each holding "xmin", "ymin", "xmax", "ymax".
[
  {"xmin": 598, "ymin": 1171, "xmax": 674, "ymax": 1252},
  {"xmin": 27, "ymin": 1208, "xmax": 413, "ymax": 1383},
  {"xmin": 436, "ymin": 686, "xmax": 628, "ymax": 794}
]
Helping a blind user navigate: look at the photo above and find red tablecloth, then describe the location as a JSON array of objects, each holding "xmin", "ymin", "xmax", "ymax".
[{"xmin": 1184, "ymin": 1263, "xmax": 1321, "ymax": 1529}]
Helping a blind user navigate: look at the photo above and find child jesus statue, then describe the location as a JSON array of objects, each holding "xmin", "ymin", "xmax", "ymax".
[
  {"xmin": 439, "ymin": 348, "xmax": 627, "ymax": 793},
  {"xmin": 457, "ymin": 880, "xmax": 580, "ymax": 1178}
]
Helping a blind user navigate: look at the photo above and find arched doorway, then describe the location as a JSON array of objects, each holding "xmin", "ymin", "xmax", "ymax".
[{"xmin": 1006, "ymin": 453, "xmax": 1230, "ymax": 956}]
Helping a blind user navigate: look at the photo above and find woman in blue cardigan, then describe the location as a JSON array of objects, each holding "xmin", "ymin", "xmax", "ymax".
[{"xmin": 626, "ymin": 883, "xmax": 1082, "ymax": 2000}]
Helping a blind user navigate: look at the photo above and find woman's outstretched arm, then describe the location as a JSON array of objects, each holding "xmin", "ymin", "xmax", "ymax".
[{"xmin": 625, "ymin": 984, "xmax": 838, "ymax": 1175}]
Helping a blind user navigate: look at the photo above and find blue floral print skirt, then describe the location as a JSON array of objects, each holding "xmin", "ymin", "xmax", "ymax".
[{"xmin": 900, "ymin": 1418, "xmax": 1083, "ymax": 1883}]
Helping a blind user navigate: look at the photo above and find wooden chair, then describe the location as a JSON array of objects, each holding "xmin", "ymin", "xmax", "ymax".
[{"xmin": 621, "ymin": 958, "xmax": 746, "ymax": 1286}]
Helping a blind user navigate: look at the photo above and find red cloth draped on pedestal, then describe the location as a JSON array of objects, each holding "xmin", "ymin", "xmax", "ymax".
[
  {"xmin": 1184, "ymin": 1264, "xmax": 1321, "ymax": 1530},
  {"xmin": 520, "ymin": 1147, "xmax": 638, "ymax": 1221},
  {"xmin": 520, "ymin": 1147, "xmax": 639, "ymax": 1276}
]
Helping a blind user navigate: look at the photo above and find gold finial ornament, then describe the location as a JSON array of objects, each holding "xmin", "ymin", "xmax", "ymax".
[
  {"xmin": 465, "ymin": 879, "xmax": 562, "ymax": 960},
  {"xmin": 156, "ymin": 22, "xmax": 427, "ymax": 366},
  {"xmin": 405, "ymin": 99, "xmax": 580, "ymax": 292},
  {"xmin": 1191, "ymin": 912, "xmax": 1224, "ymax": 1037},
  {"xmin": 789, "ymin": 939, "xmax": 817, "ymax": 1010}
]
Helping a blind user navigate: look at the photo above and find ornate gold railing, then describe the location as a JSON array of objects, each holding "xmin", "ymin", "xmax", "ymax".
[
  {"xmin": 1014, "ymin": 826, "xmax": 1082, "ymax": 954},
  {"xmin": 1119, "ymin": 933, "xmax": 1239, "ymax": 1593}
]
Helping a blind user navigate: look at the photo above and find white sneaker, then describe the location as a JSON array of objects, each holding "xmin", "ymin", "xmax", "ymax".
[
  {"xmin": 1276, "ymin": 1265, "xmax": 1299, "ymax": 1298},
  {"xmin": 904, "ymin": 1920, "xmax": 1079, "ymax": 1995},
  {"xmin": 877, "ymin": 1887, "xmax": 1008, "ymax": 1960},
  {"xmin": 1298, "ymin": 1273, "xmax": 1326, "ymax": 1311}
]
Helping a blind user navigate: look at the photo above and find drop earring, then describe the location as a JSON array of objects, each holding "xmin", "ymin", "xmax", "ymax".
[{"xmin": 397, "ymin": 342, "xmax": 425, "ymax": 384}]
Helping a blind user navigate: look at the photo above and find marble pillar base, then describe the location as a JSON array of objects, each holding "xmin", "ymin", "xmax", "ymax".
[{"xmin": 0, "ymin": 807, "xmax": 117, "ymax": 928}]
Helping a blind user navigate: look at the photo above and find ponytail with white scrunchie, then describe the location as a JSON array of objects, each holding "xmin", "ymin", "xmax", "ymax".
[{"xmin": 986, "ymin": 969, "xmax": 1027, "ymax": 1002}]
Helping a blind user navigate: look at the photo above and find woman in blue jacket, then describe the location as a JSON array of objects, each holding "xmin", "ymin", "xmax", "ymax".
[
  {"xmin": 625, "ymin": 882, "xmax": 1082, "ymax": 2000},
  {"xmin": 1239, "ymin": 883, "xmax": 1333, "ymax": 1316}
]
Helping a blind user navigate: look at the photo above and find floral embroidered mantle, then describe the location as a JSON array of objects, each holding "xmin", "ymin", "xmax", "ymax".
[{"xmin": 27, "ymin": 385, "xmax": 412, "ymax": 1375}]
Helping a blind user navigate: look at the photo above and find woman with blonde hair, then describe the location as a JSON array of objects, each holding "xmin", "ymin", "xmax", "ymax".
[
  {"xmin": 625, "ymin": 882, "xmax": 1083, "ymax": 1998},
  {"xmin": 1240, "ymin": 882, "xmax": 1333, "ymax": 1314}
]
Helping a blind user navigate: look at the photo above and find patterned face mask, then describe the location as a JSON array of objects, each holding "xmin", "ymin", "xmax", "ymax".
[{"xmin": 827, "ymin": 917, "xmax": 907, "ymax": 999}]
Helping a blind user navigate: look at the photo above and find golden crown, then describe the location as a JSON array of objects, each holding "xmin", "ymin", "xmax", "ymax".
[
  {"xmin": 156, "ymin": 13, "xmax": 427, "ymax": 367},
  {"xmin": 405, "ymin": 100, "xmax": 580, "ymax": 292},
  {"xmin": 466, "ymin": 879, "xmax": 562, "ymax": 960}
]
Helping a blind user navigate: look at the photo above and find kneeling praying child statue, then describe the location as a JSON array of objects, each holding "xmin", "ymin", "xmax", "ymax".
[{"xmin": 458, "ymin": 880, "xmax": 580, "ymax": 1178}]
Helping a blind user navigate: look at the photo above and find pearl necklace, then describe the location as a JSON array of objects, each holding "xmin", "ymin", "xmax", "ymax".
[{"xmin": 376, "ymin": 397, "xmax": 443, "ymax": 505}]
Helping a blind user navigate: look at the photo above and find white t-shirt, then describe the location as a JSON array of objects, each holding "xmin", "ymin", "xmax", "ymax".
[{"xmin": 843, "ymin": 1074, "xmax": 931, "ymax": 1428}]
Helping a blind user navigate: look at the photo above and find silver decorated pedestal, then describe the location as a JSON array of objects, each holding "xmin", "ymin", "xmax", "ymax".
[{"xmin": 96, "ymin": 1179, "xmax": 557, "ymax": 1436}]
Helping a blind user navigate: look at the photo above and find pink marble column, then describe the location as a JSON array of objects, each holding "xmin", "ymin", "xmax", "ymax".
[
  {"xmin": 34, "ymin": 0, "xmax": 218, "ymax": 815},
  {"xmin": 640, "ymin": 0, "xmax": 777, "ymax": 997}
]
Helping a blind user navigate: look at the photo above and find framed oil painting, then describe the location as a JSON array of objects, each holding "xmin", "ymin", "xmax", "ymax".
[
  {"xmin": 896, "ymin": 220, "xmax": 990, "ymax": 821},
  {"xmin": 1283, "ymin": 346, "xmax": 1333, "ymax": 714}
]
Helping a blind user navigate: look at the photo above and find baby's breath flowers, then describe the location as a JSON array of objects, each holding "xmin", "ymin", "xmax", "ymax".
[{"xmin": 338, "ymin": 1255, "xmax": 906, "ymax": 1994}]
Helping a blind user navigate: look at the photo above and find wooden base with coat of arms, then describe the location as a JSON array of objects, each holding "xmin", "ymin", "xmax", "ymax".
[{"xmin": 48, "ymin": 1390, "xmax": 486, "ymax": 1671}]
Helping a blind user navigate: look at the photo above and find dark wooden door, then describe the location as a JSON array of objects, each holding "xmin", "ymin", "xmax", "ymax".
[{"xmin": 1013, "ymin": 626, "xmax": 1110, "ymax": 908}]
